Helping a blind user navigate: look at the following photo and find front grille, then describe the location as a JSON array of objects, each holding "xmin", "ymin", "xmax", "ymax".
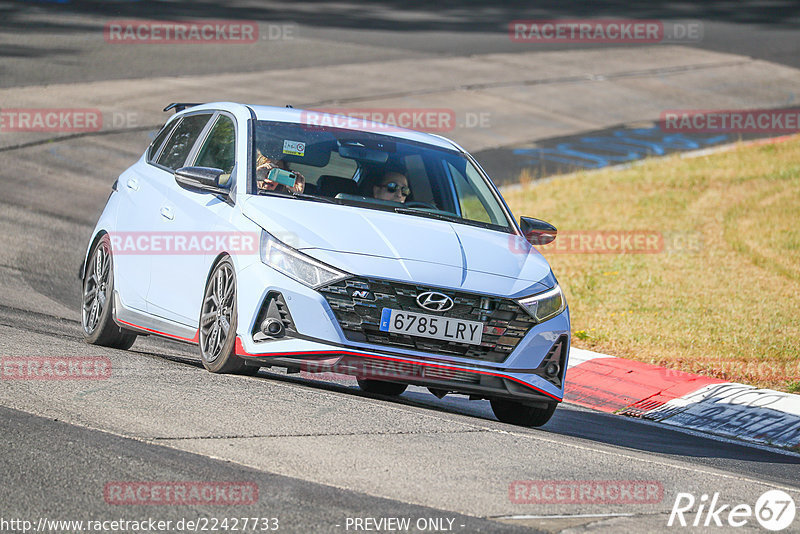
[
  {"xmin": 317, "ymin": 277, "xmax": 538, "ymax": 363},
  {"xmin": 422, "ymin": 367, "xmax": 480, "ymax": 383}
]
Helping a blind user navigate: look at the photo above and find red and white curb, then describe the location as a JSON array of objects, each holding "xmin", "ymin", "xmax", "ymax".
[{"xmin": 566, "ymin": 348, "xmax": 800, "ymax": 450}]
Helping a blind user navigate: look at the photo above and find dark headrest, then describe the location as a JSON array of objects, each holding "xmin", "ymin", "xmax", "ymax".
[{"xmin": 317, "ymin": 175, "xmax": 358, "ymax": 197}]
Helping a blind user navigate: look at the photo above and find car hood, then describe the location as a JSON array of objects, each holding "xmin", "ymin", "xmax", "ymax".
[{"xmin": 242, "ymin": 196, "xmax": 554, "ymax": 295}]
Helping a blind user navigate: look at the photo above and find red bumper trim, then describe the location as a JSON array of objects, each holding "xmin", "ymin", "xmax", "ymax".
[{"xmin": 234, "ymin": 337, "xmax": 562, "ymax": 401}]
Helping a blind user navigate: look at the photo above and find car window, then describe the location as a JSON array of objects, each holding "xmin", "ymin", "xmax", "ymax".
[
  {"xmin": 286, "ymin": 149, "xmax": 356, "ymax": 185},
  {"xmin": 398, "ymin": 154, "xmax": 433, "ymax": 204},
  {"xmin": 194, "ymin": 115, "xmax": 236, "ymax": 174},
  {"xmin": 156, "ymin": 114, "xmax": 212, "ymax": 171},
  {"xmin": 147, "ymin": 120, "xmax": 176, "ymax": 162},
  {"xmin": 445, "ymin": 161, "xmax": 505, "ymax": 225}
]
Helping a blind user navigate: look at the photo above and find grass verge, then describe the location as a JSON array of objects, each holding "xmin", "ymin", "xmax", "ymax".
[{"xmin": 502, "ymin": 137, "xmax": 800, "ymax": 392}]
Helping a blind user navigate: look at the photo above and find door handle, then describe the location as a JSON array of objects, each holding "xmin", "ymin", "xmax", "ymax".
[
  {"xmin": 160, "ymin": 206, "xmax": 174, "ymax": 220},
  {"xmin": 126, "ymin": 178, "xmax": 139, "ymax": 191}
]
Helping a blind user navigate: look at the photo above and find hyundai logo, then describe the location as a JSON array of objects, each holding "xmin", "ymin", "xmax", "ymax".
[{"xmin": 416, "ymin": 291, "xmax": 454, "ymax": 312}]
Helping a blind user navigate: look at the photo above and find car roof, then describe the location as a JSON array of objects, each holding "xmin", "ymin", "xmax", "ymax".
[{"xmin": 173, "ymin": 102, "xmax": 462, "ymax": 152}]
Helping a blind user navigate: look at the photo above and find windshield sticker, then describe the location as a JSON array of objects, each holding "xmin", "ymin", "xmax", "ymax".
[{"xmin": 283, "ymin": 139, "xmax": 305, "ymax": 157}]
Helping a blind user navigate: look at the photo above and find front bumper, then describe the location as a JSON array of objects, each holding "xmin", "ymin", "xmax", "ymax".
[{"xmin": 235, "ymin": 263, "xmax": 570, "ymax": 403}]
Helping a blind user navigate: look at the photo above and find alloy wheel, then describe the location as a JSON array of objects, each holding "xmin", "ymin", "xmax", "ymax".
[
  {"xmin": 82, "ymin": 240, "xmax": 111, "ymax": 334},
  {"xmin": 200, "ymin": 262, "xmax": 236, "ymax": 362}
]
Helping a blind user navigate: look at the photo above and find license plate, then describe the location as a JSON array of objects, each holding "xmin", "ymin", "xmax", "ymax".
[{"xmin": 379, "ymin": 308, "xmax": 483, "ymax": 345}]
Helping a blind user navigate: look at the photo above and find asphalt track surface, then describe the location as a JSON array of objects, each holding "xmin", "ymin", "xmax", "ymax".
[
  {"xmin": 2, "ymin": 0, "xmax": 800, "ymax": 87},
  {"xmin": 2, "ymin": 2, "xmax": 800, "ymax": 533}
]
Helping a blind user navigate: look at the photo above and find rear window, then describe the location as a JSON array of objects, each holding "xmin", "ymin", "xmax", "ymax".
[
  {"xmin": 147, "ymin": 121, "xmax": 176, "ymax": 162},
  {"xmin": 194, "ymin": 115, "xmax": 236, "ymax": 174},
  {"xmin": 156, "ymin": 114, "xmax": 211, "ymax": 171}
]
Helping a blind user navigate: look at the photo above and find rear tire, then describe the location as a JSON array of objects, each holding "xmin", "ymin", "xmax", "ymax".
[
  {"xmin": 356, "ymin": 379, "xmax": 408, "ymax": 396},
  {"xmin": 199, "ymin": 257, "xmax": 246, "ymax": 374},
  {"xmin": 81, "ymin": 234, "xmax": 137, "ymax": 349},
  {"xmin": 490, "ymin": 398, "xmax": 557, "ymax": 427}
]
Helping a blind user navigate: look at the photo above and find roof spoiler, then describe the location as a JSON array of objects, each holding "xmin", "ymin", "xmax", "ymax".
[{"xmin": 163, "ymin": 103, "xmax": 204, "ymax": 113}]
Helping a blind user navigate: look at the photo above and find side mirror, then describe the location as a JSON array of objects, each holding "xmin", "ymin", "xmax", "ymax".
[
  {"xmin": 520, "ymin": 216, "xmax": 557, "ymax": 246},
  {"xmin": 175, "ymin": 166, "xmax": 230, "ymax": 194}
]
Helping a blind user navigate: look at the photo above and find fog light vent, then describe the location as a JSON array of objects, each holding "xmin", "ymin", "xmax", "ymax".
[
  {"xmin": 252, "ymin": 291, "xmax": 295, "ymax": 342},
  {"xmin": 536, "ymin": 335, "xmax": 569, "ymax": 388}
]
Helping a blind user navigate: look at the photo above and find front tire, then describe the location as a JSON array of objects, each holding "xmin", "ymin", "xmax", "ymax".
[
  {"xmin": 490, "ymin": 398, "xmax": 557, "ymax": 427},
  {"xmin": 356, "ymin": 379, "xmax": 408, "ymax": 396},
  {"xmin": 81, "ymin": 234, "xmax": 137, "ymax": 349},
  {"xmin": 199, "ymin": 257, "xmax": 246, "ymax": 373}
]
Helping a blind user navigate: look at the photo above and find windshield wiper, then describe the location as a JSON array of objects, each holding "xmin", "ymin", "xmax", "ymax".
[
  {"xmin": 394, "ymin": 207, "xmax": 462, "ymax": 223},
  {"xmin": 290, "ymin": 193, "xmax": 337, "ymax": 204},
  {"xmin": 257, "ymin": 191, "xmax": 336, "ymax": 204},
  {"xmin": 394, "ymin": 207, "xmax": 506, "ymax": 231}
]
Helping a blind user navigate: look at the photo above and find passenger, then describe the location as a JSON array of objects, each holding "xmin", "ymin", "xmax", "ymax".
[
  {"xmin": 255, "ymin": 153, "xmax": 305, "ymax": 195},
  {"xmin": 372, "ymin": 171, "xmax": 410, "ymax": 203}
]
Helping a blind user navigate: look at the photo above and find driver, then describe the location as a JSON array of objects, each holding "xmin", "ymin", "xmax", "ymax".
[
  {"xmin": 372, "ymin": 171, "xmax": 410, "ymax": 203},
  {"xmin": 255, "ymin": 152, "xmax": 305, "ymax": 195}
]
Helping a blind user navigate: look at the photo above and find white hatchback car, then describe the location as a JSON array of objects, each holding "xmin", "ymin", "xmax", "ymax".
[{"xmin": 80, "ymin": 102, "xmax": 570, "ymax": 427}]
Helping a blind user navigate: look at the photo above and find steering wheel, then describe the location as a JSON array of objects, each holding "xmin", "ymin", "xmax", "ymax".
[{"xmin": 404, "ymin": 201, "xmax": 437, "ymax": 209}]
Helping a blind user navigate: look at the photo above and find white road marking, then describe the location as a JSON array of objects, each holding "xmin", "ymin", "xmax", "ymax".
[{"xmin": 495, "ymin": 513, "xmax": 635, "ymax": 520}]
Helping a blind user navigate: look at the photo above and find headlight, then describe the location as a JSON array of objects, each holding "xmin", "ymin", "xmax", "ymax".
[
  {"xmin": 518, "ymin": 284, "xmax": 566, "ymax": 323},
  {"xmin": 260, "ymin": 231, "xmax": 348, "ymax": 288}
]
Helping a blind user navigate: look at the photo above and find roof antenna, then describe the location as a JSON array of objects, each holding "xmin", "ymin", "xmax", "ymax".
[{"xmin": 285, "ymin": 104, "xmax": 294, "ymax": 108}]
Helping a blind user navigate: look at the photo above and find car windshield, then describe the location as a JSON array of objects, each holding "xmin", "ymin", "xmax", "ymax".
[{"xmin": 251, "ymin": 120, "xmax": 513, "ymax": 231}]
